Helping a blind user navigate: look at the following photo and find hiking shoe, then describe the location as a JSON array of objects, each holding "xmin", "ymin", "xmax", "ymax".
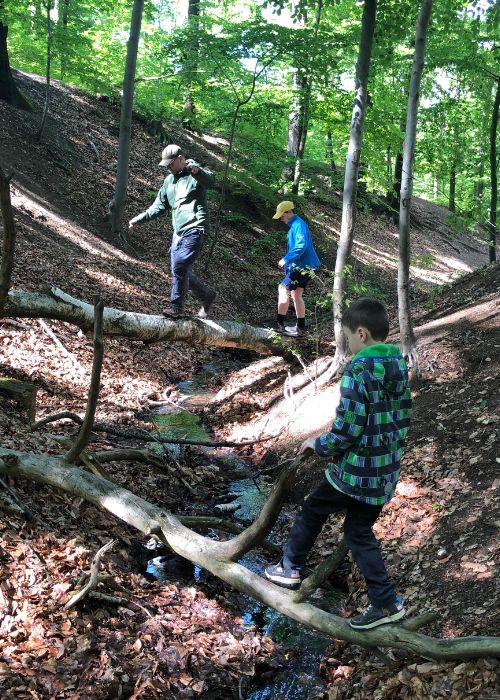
[
  {"xmin": 284, "ymin": 324, "xmax": 306, "ymax": 337},
  {"xmin": 198, "ymin": 291, "xmax": 217, "ymax": 319},
  {"xmin": 264, "ymin": 560, "xmax": 301, "ymax": 588},
  {"xmin": 162, "ymin": 305, "xmax": 183, "ymax": 319},
  {"xmin": 349, "ymin": 597, "xmax": 405, "ymax": 630}
]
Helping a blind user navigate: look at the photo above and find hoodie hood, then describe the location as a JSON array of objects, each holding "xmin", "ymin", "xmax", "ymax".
[{"xmin": 351, "ymin": 343, "xmax": 409, "ymax": 398}]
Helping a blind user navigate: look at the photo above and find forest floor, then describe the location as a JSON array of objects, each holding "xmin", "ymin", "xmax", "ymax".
[{"xmin": 0, "ymin": 71, "xmax": 499, "ymax": 699}]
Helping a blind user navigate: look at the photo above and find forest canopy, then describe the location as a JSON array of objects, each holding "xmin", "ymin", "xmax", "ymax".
[{"xmin": 1, "ymin": 0, "xmax": 498, "ymax": 231}]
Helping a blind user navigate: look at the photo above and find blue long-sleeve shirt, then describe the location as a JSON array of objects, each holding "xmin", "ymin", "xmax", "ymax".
[{"xmin": 282, "ymin": 214, "xmax": 320, "ymax": 272}]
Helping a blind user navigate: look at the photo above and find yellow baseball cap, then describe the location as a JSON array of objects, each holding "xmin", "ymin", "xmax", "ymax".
[{"xmin": 272, "ymin": 200, "xmax": 294, "ymax": 219}]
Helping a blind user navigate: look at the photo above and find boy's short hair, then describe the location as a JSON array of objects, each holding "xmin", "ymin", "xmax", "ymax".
[{"xmin": 341, "ymin": 298, "xmax": 389, "ymax": 341}]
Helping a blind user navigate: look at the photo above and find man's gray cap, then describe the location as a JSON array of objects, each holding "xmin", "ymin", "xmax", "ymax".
[{"xmin": 159, "ymin": 144, "xmax": 182, "ymax": 167}]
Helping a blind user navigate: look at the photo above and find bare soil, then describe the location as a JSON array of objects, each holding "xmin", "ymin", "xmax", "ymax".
[{"xmin": 0, "ymin": 71, "xmax": 498, "ymax": 699}]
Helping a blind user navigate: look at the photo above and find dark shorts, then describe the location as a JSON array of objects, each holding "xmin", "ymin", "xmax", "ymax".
[{"xmin": 280, "ymin": 268, "xmax": 314, "ymax": 290}]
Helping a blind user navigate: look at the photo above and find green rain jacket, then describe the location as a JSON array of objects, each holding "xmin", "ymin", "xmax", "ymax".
[{"xmin": 133, "ymin": 160, "xmax": 214, "ymax": 235}]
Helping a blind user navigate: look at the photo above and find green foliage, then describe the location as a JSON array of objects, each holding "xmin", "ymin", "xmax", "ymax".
[
  {"xmin": 1, "ymin": 0, "xmax": 495, "ymax": 239},
  {"xmin": 248, "ymin": 229, "xmax": 283, "ymax": 260},
  {"xmin": 222, "ymin": 211, "xmax": 252, "ymax": 227},
  {"xmin": 410, "ymin": 252, "xmax": 435, "ymax": 270},
  {"xmin": 309, "ymin": 265, "xmax": 387, "ymax": 314}
]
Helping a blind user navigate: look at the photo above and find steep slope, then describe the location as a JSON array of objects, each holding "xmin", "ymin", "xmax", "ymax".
[{"xmin": 0, "ymin": 71, "xmax": 498, "ymax": 700}]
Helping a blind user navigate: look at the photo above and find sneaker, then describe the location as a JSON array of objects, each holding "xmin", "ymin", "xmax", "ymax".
[
  {"xmin": 162, "ymin": 305, "xmax": 182, "ymax": 319},
  {"xmin": 198, "ymin": 291, "xmax": 217, "ymax": 319},
  {"xmin": 264, "ymin": 560, "xmax": 301, "ymax": 588},
  {"xmin": 284, "ymin": 324, "xmax": 306, "ymax": 337},
  {"xmin": 349, "ymin": 597, "xmax": 405, "ymax": 630},
  {"xmin": 268, "ymin": 322, "xmax": 286, "ymax": 333}
]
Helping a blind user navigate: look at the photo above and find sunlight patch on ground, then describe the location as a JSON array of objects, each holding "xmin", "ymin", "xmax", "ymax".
[
  {"xmin": 84, "ymin": 268, "xmax": 148, "ymax": 297},
  {"xmin": 12, "ymin": 186, "xmax": 136, "ymax": 263},
  {"xmin": 227, "ymin": 381, "xmax": 340, "ymax": 446},
  {"xmin": 416, "ymin": 300, "xmax": 499, "ymax": 340}
]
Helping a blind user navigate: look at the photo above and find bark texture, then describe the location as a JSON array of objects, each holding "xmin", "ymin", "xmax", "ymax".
[
  {"xmin": 329, "ymin": 0, "xmax": 376, "ymax": 377},
  {"xmin": 1, "ymin": 447, "xmax": 499, "ymax": 661},
  {"xmin": 398, "ymin": 0, "xmax": 433, "ymax": 369},
  {"xmin": 3, "ymin": 287, "xmax": 283, "ymax": 355}
]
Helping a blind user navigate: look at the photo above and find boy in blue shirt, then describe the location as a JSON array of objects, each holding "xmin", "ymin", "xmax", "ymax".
[
  {"xmin": 265, "ymin": 298, "xmax": 412, "ymax": 629},
  {"xmin": 272, "ymin": 201, "xmax": 320, "ymax": 337}
]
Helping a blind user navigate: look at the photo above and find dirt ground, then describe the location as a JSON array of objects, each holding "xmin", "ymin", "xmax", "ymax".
[{"xmin": 0, "ymin": 72, "xmax": 499, "ymax": 699}]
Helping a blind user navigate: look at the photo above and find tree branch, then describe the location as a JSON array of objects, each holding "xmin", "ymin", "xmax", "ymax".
[
  {"xmin": 292, "ymin": 540, "xmax": 349, "ymax": 603},
  {"xmin": 216, "ymin": 456, "xmax": 303, "ymax": 561},
  {"xmin": 5, "ymin": 287, "xmax": 282, "ymax": 355},
  {"xmin": 65, "ymin": 539, "xmax": 116, "ymax": 609},
  {"xmin": 64, "ymin": 300, "xmax": 105, "ymax": 464},
  {"xmin": 2, "ymin": 448, "xmax": 499, "ymax": 661}
]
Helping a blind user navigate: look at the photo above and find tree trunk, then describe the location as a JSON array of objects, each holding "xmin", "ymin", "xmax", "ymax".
[
  {"xmin": 329, "ymin": 0, "xmax": 376, "ymax": 375},
  {"xmin": 181, "ymin": 0, "xmax": 200, "ymax": 130},
  {"xmin": 0, "ymin": 21, "xmax": 32, "ymax": 110},
  {"xmin": 35, "ymin": 0, "xmax": 53, "ymax": 143},
  {"xmin": 291, "ymin": 0, "xmax": 323, "ymax": 195},
  {"xmin": 449, "ymin": 162, "xmax": 456, "ymax": 213},
  {"xmin": 325, "ymin": 128, "xmax": 336, "ymax": 187},
  {"xmin": 285, "ymin": 68, "xmax": 307, "ymax": 184},
  {"xmin": 488, "ymin": 78, "xmax": 499, "ymax": 263},
  {"xmin": 2, "ymin": 448, "xmax": 500, "ymax": 661},
  {"xmin": 388, "ymin": 150, "xmax": 403, "ymax": 223},
  {"xmin": 398, "ymin": 0, "xmax": 433, "ymax": 371},
  {"xmin": 108, "ymin": 0, "xmax": 145, "ymax": 236},
  {"xmin": 0, "ymin": 167, "xmax": 16, "ymax": 314},
  {"xmin": 58, "ymin": 0, "xmax": 70, "ymax": 80},
  {"xmin": 3, "ymin": 287, "xmax": 284, "ymax": 355}
]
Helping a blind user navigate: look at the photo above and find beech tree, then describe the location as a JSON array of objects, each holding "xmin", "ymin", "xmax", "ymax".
[
  {"xmin": 488, "ymin": 77, "xmax": 499, "ymax": 262},
  {"xmin": 329, "ymin": 0, "xmax": 376, "ymax": 377},
  {"xmin": 0, "ymin": 18, "xmax": 31, "ymax": 109},
  {"xmin": 397, "ymin": 0, "xmax": 433, "ymax": 371},
  {"xmin": 108, "ymin": 0, "xmax": 145, "ymax": 237}
]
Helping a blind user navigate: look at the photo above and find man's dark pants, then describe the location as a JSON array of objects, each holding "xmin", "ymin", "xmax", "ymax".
[
  {"xmin": 170, "ymin": 228, "xmax": 214, "ymax": 310},
  {"xmin": 283, "ymin": 477, "xmax": 396, "ymax": 608}
]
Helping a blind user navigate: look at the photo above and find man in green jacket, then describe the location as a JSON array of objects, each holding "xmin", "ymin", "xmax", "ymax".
[{"xmin": 129, "ymin": 144, "xmax": 216, "ymax": 319}]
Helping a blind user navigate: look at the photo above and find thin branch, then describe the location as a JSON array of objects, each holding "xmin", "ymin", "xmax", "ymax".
[
  {"xmin": 65, "ymin": 539, "xmax": 116, "ymax": 609},
  {"xmin": 35, "ymin": 411, "xmax": 279, "ymax": 448},
  {"xmin": 292, "ymin": 540, "xmax": 349, "ymax": 603},
  {"xmin": 64, "ymin": 300, "xmax": 105, "ymax": 464},
  {"xmin": 32, "ymin": 411, "xmax": 83, "ymax": 430},
  {"xmin": 216, "ymin": 456, "xmax": 303, "ymax": 561},
  {"xmin": 0, "ymin": 476, "xmax": 33, "ymax": 520},
  {"xmin": 37, "ymin": 319, "xmax": 83, "ymax": 371}
]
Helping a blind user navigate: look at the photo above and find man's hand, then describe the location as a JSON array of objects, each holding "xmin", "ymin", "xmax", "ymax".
[
  {"xmin": 299, "ymin": 437, "xmax": 316, "ymax": 455},
  {"xmin": 186, "ymin": 160, "xmax": 199, "ymax": 175},
  {"xmin": 278, "ymin": 258, "xmax": 285, "ymax": 269},
  {"xmin": 129, "ymin": 219, "xmax": 137, "ymax": 229}
]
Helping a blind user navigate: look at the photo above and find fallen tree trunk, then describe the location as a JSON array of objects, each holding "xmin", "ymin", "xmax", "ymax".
[
  {"xmin": 2, "ymin": 287, "xmax": 281, "ymax": 355},
  {"xmin": 1, "ymin": 447, "xmax": 499, "ymax": 661}
]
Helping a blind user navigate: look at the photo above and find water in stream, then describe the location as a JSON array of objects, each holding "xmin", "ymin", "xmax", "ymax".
[{"xmin": 146, "ymin": 363, "xmax": 338, "ymax": 699}]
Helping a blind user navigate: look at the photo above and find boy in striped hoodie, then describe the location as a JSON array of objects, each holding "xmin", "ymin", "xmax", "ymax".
[{"xmin": 265, "ymin": 298, "xmax": 413, "ymax": 629}]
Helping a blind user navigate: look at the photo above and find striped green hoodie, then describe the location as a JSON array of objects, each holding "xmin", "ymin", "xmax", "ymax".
[{"xmin": 314, "ymin": 344, "xmax": 412, "ymax": 505}]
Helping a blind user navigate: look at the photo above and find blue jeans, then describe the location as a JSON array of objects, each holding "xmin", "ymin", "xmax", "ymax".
[
  {"xmin": 284, "ymin": 477, "xmax": 396, "ymax": 607},
  {"xmin": 170, "ymin": 228, "xmax": 214, "ymax": 310}
]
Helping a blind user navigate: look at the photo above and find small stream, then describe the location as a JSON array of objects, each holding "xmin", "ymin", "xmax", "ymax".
[{"xmin": 145, "ymin": 361, "xmax": 338, "ymax": 699}]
